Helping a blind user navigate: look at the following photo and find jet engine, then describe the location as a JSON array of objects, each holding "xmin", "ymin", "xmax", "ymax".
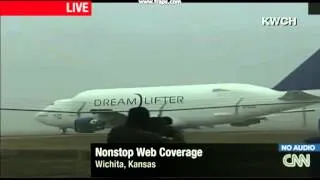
[
  {"xmin": 74, "ymin": 117, "xmax": 105, "ymax": 133},
  {"xmin": 230, "ymin": 118, "xmax": 265, "ymax": 127},
  {"xmin": 150, "ymin": 116, "xmax": 173, "ymax": 126}
]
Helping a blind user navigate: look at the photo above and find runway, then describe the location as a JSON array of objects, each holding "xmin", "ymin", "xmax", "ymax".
[{"xmin": 1, "ymin": 130, "xmax": 317, "ymax": 150}]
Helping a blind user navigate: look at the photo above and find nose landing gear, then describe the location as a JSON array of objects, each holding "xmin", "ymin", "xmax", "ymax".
[{"xmin": 60, "ymin": 128, "xmax": 67, "ymax": 135}]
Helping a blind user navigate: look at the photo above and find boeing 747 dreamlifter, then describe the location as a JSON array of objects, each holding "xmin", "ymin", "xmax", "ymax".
[{"xmin": 28, "ymin": 48, "xmax": 320, "ymax": 133}]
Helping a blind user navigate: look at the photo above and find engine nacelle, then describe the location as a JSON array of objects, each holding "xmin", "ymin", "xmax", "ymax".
[
  {"xmin": 230, "ymin": 118, "xmax": 261, "ymax": 127},
  {"xmin": 150, "ymin": 116, "xmax": 173, "ymax": 126},
  {"xmin": 74, "ymin": 117, "xmax": 105, "ymax": 133}
]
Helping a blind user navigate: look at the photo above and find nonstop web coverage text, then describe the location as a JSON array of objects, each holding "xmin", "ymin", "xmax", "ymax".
[{"xmin": 93, "ymin": 146, "xmax": 203, "ymax": 169}]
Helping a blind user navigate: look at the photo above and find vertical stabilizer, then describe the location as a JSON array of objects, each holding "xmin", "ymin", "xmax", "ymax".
[{"xmin": 273, "ymin": 49, "xmax": 320, "ymax": 91}]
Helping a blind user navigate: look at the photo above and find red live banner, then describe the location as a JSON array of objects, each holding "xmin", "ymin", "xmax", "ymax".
[{"xmin": 0, "ymin": 1, "xmax": 92, "ymax": 16}]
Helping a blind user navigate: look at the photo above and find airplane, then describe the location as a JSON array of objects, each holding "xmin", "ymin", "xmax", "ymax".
[
  {"xmin": 29, "ymin": 48, "xmax": 320, "ymax": 134},
  {"xmin": 1, "ymin": 49, "xmax": 319, "ymax": 134}
]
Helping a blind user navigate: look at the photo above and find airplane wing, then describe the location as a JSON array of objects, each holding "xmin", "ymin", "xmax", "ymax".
[
  {"xmin": 275, "ymin": 90, "xmax": 320, "ymax": 115},
  {"xmin": 277, "ymin": 108, "xmax": 317, "ymax": 113},
  {"xmin": 260, "ymin": 105, "xmax": 320, "ymax": 120}
]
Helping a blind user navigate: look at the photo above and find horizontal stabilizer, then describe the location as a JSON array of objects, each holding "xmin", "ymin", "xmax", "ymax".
[{"xmin": 278, "ymin": 90, "xmax": 320, "ymax": 101}]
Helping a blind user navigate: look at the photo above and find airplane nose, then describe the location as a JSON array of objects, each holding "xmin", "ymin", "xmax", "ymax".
[{"xmin": 34, "ymin": 112, "xmax": 48, "ymax": 123}]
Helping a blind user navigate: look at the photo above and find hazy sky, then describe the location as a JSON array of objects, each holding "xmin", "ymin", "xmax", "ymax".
[{"xmin": 1, "ymin": 3, "xmax": 319, "ymax": 134}]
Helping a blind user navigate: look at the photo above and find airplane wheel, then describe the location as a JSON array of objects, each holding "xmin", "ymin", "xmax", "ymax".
[{"xmin": 60, "ymin": 128, "xmax": 67, "ymax": 135}]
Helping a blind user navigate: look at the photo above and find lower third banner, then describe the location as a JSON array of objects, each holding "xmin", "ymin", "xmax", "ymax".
[{"xmin": 90, "ymin": 143, "xmax": 320, "ymax": 177}]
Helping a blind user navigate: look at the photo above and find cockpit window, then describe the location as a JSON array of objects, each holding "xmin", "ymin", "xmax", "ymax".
[{"xmin": 212, "ymin": 88, "xmax": 229, "ymax": 92}]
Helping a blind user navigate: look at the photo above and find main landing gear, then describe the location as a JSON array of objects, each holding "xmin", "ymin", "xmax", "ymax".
[{"xmin": 60, "ymin": 128, "xmax": 67, "ymax": 135}]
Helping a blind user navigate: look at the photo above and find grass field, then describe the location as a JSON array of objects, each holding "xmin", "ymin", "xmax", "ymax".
[{"xmin": 1, "ymin": 131, "xmax": 317, "ymax": 177}]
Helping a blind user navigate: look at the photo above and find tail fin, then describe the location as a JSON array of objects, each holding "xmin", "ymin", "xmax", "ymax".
[{"xmin": 273, "ymin": 49, "xmax": 320, "ymax": 91}]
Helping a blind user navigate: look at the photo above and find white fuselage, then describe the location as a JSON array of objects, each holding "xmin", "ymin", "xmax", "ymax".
[
  {"xmin": 34, "ymin": 83, "xmax": 318, "ymax": 130},
  {"xmin": 35, "ymin": 99, "xmax": 77, "ymax": 129}
]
